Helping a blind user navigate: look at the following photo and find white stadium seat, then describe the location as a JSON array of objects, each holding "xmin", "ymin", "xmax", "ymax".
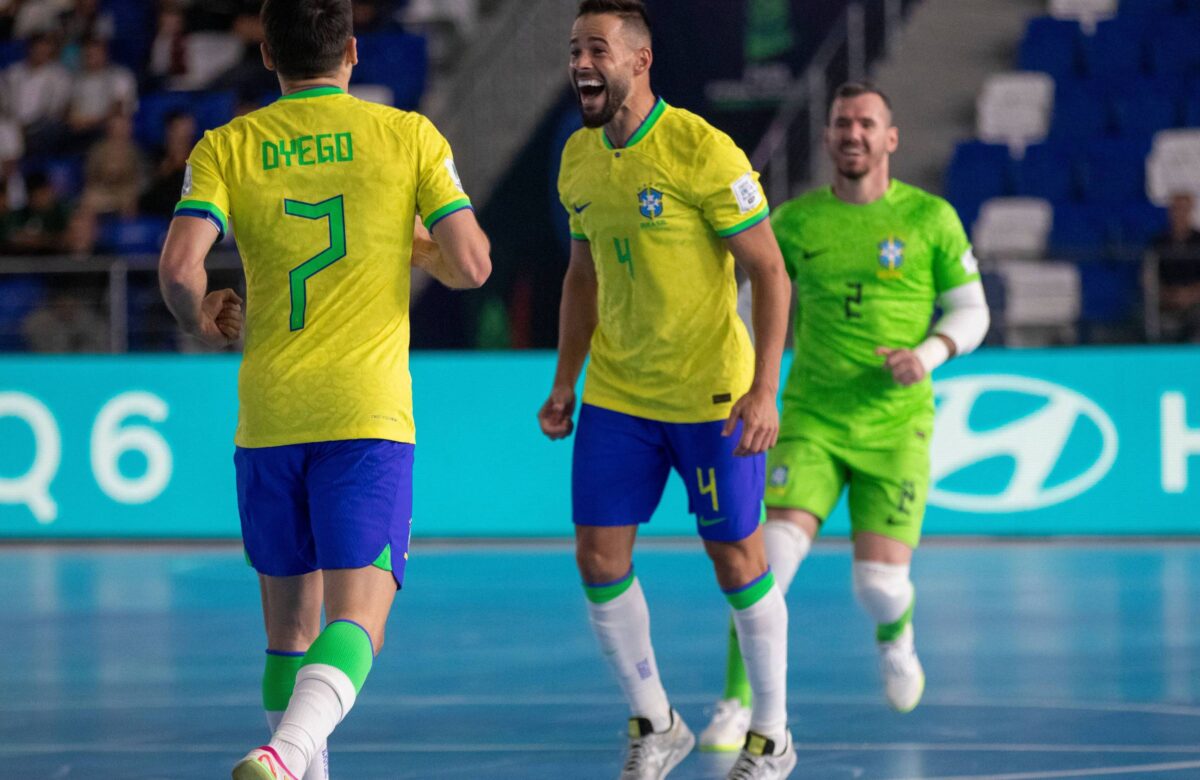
[
  {"xmin": 1146, "ymin": 129, "xmax": 1200, "ymax": 211},
  {"xmin": 972, "ymin": 197, "xmax": 1054, "ymax": 259},
  {"xmin": 977, "ymin": 71, "xmax": 1055, "ymax": 154},
  {"xmin": 1048, "ymin": 0, "xmax": 1116, "ymax": 33},
  {"xmin": 997, "ymin": 259, "xmax": 1082, "ymax": 344}
]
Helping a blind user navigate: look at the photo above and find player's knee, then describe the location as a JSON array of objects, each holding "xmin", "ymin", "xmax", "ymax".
[
  {"xmin": 575, "ymin": 546, "xmax": 631, "ymax": 585},
  {"xmin": 269, "ymin": 614, "xmax": 321, "ymax": 651},
  {"xmin": 852, "ymin": 560, "xmax": 913, "ymax": 625}
]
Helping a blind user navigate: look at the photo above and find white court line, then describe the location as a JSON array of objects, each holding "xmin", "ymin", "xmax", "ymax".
[
  {"xmin": 6, "ymin": 692, "xmax": 1200, "ymax": 719},
  {"xmin": 1, "ymin": 742, "xmax": 1198, "ymax": 756},
  {"xmin": 914, "ymin": 758, "xmax": 1200, "ymax": 779}
]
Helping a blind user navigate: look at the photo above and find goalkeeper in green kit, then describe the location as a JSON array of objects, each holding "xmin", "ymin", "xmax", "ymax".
[{"xmin": 700, "ymin": 82, "xmax": 991, "ymax": 751}]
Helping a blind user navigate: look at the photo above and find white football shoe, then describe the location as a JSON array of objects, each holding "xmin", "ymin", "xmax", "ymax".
[
  {"xmin": 618, "ymin": 709, "xmax": 695, "ymax": 780},
  {"xmin": 699, "ymin": 697, "xmax": 752, "ymax": 752},
  {"xmin": 879, "ymin": 623, "xmax": 925, "ymax": 713}
]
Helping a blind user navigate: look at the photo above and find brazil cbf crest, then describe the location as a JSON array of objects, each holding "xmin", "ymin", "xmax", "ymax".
[
  {"xmin": 638, "ymin": 187, "xmax": 664, "ymax": 220},
  {"xmin": 877, "ymin": 236, "xmax": 905, "ymax": 280}
]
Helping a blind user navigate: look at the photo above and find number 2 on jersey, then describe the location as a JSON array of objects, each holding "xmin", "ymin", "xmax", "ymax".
[{"xmin": 284, "ymin": 195, "xmax": 346, "ymax": 331}]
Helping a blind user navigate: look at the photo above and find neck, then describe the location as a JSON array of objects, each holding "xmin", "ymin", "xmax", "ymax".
[
  {"xmin": 832, "ymin": 163, "xmax": 891, "ymax": 205},
  {"xmin": 604, "ymin": 89, "xmax": 657, "ymax": 148},
  {"xmin": 279, "ymin": 74, "xmax": 349, "ymax": 96}
]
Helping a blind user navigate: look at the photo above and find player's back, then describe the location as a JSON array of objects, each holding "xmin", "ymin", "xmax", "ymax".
[{"xmin": 178, "ymin": 87, "xmax": 470, "ymax": 448}]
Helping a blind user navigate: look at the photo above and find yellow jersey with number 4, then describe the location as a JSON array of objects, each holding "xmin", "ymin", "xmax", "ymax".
[
  {"xmin": 175, "ymin": 86, "xmax": 471, "ymax": 448},
  {"xmin": 558, "ymin": 99, "xmax": 769, "ymax": 423}
]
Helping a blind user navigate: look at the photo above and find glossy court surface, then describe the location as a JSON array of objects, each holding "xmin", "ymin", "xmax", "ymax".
[{"xmin": 3, "ymin": 542, "xmax": 1198, "ymax": 779}]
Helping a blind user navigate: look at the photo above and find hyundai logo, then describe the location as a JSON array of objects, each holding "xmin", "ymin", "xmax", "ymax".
[{"xmin": 930, "ymin": 375, "xmax": 1118, "ymax": 512}]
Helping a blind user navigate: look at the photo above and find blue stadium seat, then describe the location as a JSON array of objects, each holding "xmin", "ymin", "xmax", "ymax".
[
  {"xmin": 1080, "ymin": 136, "xmax": 1152, "ymax": 203},
  {"xmin": 1081, "ymin": 19, "xmax": 1147, "ymax": 79},
  {"xmin": 1185, "ymin": 86, "xmax": 1200, "ymax": 125},
  {"xmin": 1050, "ymin": 203, "xmax": 1111, "ymax": 255},
  {"xmin": 352, "ymin": 32, "xmax": 429, "ymax": 110},
  {"xmin": 944, "ymin": 141, "xmax": 1013, "ymax": 230},
  {"xmin": 1077, "ymin": 261, "xmax": 1140, "ymax": 326},
  {"xmin": 41, "ymin": 156, "xmax": 85, "ymax": 199},
  {"xmin": 1119, "ymin": 200, "xmax": 1169, "ymax": 246},
  {"xmin": 1111, "ymin": 82, "xmax": 1182, "ymax": 136},
  {"xmin": 0, "ymin": 277, "xmax": 46, "ymax": 351},
  {"xmin": 1019, "ymin": 17, "xmax": 1082, "ymax": 81},
  {"xmin": 1119, "ymin": 0, "xmax": 1181, "ymax": 14},
  {"xmin": 103, "ymin": 0, "xmax": 154, "ymax": 70},
  {"xmin": 1015, "ymin": 141, "xmax": 1079, "ymax": 202},
  {"xmin": 1147, "ymin": 20, "xmax": 1200, "ymax": 76},
  {"xmin": 0, "ymin": 40, "xmax": 25, "ymax": 68},
  {"xmin": 134, "ymin": 91, "xmax": 236, "ymax": 148},
  {"xmin": 1049, "ymin": 80, "xmax": 1111, "ymax": 140},
  {"xmin": 95, "ymin": 216, "xmax": 171, "ymax": 255}
]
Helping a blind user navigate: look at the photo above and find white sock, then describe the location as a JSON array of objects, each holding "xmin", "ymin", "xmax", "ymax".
[
  {"xmin": 267, "ymin": 711, "xmax": 329, "ymax": 780},
  {"xmin": 731, "ymin": 582, "xmax": 789, "ymax": 742},
  {"xmin": 762, "ymin": 519, "xmax": 812, "ymax": 594},
  {"xmin": 269, "ymin": 664, "xmax": 357, "ymax": 776},
  {"xmin": 852, "ymin": 560, "xmax": 914, "ymax": 630},
  {"xmin": 585, "ymin": 577, "xmax": 672, "ymax": 731}
]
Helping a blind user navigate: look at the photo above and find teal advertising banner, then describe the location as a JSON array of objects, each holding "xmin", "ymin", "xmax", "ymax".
[{"xmin": 1, "ymin": 348, "xmax": 1198, "ymax": 538}]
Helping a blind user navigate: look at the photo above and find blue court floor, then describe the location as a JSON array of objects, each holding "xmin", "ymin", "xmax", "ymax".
[{"xmin": 3, "ymin": 541, "xmax": 1200, "ymax": 779}]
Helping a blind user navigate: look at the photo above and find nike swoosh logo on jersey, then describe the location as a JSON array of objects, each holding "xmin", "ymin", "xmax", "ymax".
[
  {"xmin": 573, "ymin": 202, "xmax": 592, "ymax": 214},
  {"xmin": 801, "ymin": 248, "xmax": 829, "ymax": 261},
  {"xmin": 698, "ymin": 516, "xmax": 726, "ymax": 526}
]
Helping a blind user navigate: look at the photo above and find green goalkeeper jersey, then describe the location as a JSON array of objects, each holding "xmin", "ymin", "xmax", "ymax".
[{"xmin": 771, "ymin": 181, "xmax": 979, "ymax": 445}]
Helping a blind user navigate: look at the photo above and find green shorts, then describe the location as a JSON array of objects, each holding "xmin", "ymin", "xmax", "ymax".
[{"xmin": 764, "ymin": 429, "xmax": 930, "ymax": 548}]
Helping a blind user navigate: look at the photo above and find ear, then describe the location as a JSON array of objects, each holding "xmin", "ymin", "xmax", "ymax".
[
  {"xmin": 886, "ymin": 125, "xmax": 899, "ymax": 154},
  {"xmin": 260, "ymin": 41, "xmax": 275, "ymax": 72},
  {"xmin": 346, "ymin": 36, "xmax": 358, "ymax": 67},
  {"xmin": 634, "ymin": 46, "xmax": 652, "ymax": 76}
]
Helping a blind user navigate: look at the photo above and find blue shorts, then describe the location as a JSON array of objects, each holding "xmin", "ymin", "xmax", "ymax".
[
  {"xmin": 572, "ymin": 404, "xmax": 765, "ymax": 542},
  {"xmin": 234, "ymin": 439, "xmax": 414, "ymax": 587}
]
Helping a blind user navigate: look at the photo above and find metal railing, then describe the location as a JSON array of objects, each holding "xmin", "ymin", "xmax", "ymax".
[{"xmin": 751, "ymin": 0, "xmax": 907, "ymax": 205}]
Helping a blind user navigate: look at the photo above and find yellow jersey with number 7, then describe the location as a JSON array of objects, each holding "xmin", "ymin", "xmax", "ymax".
[
  {"xmin": 175, "ymin": 86, "xmax": 471, "ymax": 448},
  {"xmin": 557, "ymin": 99, "xmax": 769, "ymax": 423}
]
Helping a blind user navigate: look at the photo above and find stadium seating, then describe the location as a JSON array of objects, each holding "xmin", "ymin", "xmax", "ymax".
[
  {"xmin": 1018, "ymin": 17, "xmax": 1081, "ymax": 81},
  {"xmin": 1049, "ymin": 0, "xmax": 1117, "ymax": 31},
  {"xmin": 351, "ymin": 32, "xmax": 429, "ymax": 110},
  {"xmin": 973, "ymin": 197, "xmax": 1054, "ymax": 259},
  {"xmin": 976, "ymin": 72, "xmax": 1054, "ymax": 152},
  {"xmin": 133, "ymin": 91, "xmax": 237, "ymax": 148},
  {"xmin": 1146, "ymin": 129, "xmax": 1200, "ymax": 204},
  {"xmin": 945, "ymin": 141, "xmax": 1014, "ymax": 229}
]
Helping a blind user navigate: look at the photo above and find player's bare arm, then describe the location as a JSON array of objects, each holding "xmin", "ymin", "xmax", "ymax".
[
  {"xmin": 159, "ymin": 215, "xmax": 244, "ymax": 348},
  {"xmin": 411, "ymin": 210, "xmax": 492, "ymax": 289},
  {"xmin": 723, "ymin": 220, "xmax": 789, "ymax": 456},
  {"xmin": 539, "ymin": 239, "xmax": 598, "ymax": 440}
]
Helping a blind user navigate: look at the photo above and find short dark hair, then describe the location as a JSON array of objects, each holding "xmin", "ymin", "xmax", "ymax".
[
  {"xmin": 577, "ymin": 0, "xmax": 652, "ymax": 43},
  {"xmin": 261, "ymin": 0, "xmax": 353, "ymax": 80},
  {"xmin": 829, "ymin": 81, "xmax": 893, "ymax": 122}
]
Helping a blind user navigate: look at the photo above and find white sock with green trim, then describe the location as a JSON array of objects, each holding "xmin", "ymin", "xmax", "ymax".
[
  {"xmin": 267, "ymin": 711, "xmax": 329, "ymax": 780},
  {"xmin": 763, "ymin": 519, "xmax": 812, "ymax": 594},
  {"xmin": 726, "ymin": 570, "xmax": 788, "ymax": 743},
  {"xmin": 584, "ymin": 570, "xmax": 672, "ymax": 732}
]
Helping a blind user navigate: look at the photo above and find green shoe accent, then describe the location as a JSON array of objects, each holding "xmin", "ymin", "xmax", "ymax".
[
  {"xmin": 876, "ymin": 596, "xmax": 914, "ymax": 643},
  {"xmin": 303, "ymin": 620, "xmax": 374, "ymax": 693},
  {"xmin": 583, "ymin": 569, "xmax": 635, "ymax": 604},
  {"xmin": 262, "ymin": 651, "xmax": 305, "ymax": 711},
  {"xmin": 722, "ymin": 618, "xmax": 752, "ymax": 707},
  {"xmin": 231, "ymin": 759, "xmax": 277, "ymax": 780}
]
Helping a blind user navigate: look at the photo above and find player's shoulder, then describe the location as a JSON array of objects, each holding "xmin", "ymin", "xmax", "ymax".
[
  {"xmin": 659, "ymin": 103, "xmax": 741, "ymax": 153},
  {"xmin": 773, "ymin": 186, "xmax": 834, "ymax": 222},
  {"xmin": 562, "ymin": 126, "xmax": 601, "ymax": 158},
  {"xmin": 890, "ymin": 179, "xmax": 962, "ymax": 224}
]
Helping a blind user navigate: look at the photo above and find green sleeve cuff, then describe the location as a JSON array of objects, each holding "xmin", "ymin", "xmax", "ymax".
[
  {"xmin": 715, "ymin": 206, "xmax": 770, "ymax": 239},
  {"xmin": 423, "ymin": 198, "xmax": 473, "ymax": 231},
  {"xmin": 174, "ymin": 199, "xmax": 228, "ymax": 239}
]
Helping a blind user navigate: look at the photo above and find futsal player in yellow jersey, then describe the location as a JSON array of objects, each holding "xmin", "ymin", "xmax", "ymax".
[
  {"xmin": 538, "ymin": 2, "xmax": 795, "ymax": 778},
  {"xmin": 158, "ymin": 2, "xmax": 490, "ymax": 779}
]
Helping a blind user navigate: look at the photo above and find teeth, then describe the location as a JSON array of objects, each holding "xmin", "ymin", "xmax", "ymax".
[{"xmin": 578, "ymin": 79, "xmax": 603, "ymax": 88}]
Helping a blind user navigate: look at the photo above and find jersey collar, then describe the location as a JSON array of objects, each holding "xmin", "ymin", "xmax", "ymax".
[
  {"xmin": 278, "ymin": 85, "xmax": 346, "ymax": 102},
  {"xmin": 602, "ymin": 97, "xmax": 667, "ymax": 150}
]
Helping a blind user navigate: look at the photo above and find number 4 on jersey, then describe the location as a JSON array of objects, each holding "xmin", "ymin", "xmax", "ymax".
[{"xmin": 284, "ymin": 195, "xmax": 347, "ymax": 331}]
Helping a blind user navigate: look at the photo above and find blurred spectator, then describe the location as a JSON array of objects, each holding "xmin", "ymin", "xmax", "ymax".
[
  {"xmin": 5, "ymin": 171, "xmax": 69, "ymax": 254},
  {"xmin": 68, "ymin": 37, "xmax": 137, "ymax": 142},
  {"xmin": 140, "ymin": 110, "xmax": 196, "ymax": 216},
  {"xmin": 213, "ymin": 12, "xmax": 276, "ymax": 98},
  {"xmin": 0, "ymin": 117, "xmax": 25, "ymax": 207},
  {"xmin": 1152, "ymin": 192, "xmax": 1200, "ymax": 342},
  {"xmin": 13, "ymin": 0, "xmax": 69, "ymax": 39},
  {"xmin": 0, "ymin": 0, "xmax": 17, "ymax": 38},
  {"xmin": 62, "ymin": 0, "xmax": 115, "ymax": 48},
  {"xmin": 81, "ymin": 112, "xmax": 145, "ymax": 217},
  {"xmin": 21, "ymin": 286, "xmax": 107, "ymax": 352},
  {"xmin": 354, "ymin": 0, "xmax": 405, "ymax": 32},
  {"xmin": 1, "ymin": 33, "xmax": 72, "ymax": 156},
  {"xmin": 148, "ymin": 4, "xmax": 189, "ymax": 88}
]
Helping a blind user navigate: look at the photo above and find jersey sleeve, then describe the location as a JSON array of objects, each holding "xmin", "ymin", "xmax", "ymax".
[
  {"xmin": 175, "ymin": 131, "xmax": 230, "ymax": 240},
  {"xmin": 414, "ymin": 116, "xmax": 472, "ymax": 231},
  {"xmin": 931, "ymin": 199, "xmax": 981, "ymax": 293},
  {"xmin": 770, "ymin": 201, "xmax": 804, "ymax": 279},
  {"xmin": 692, "ymin": 132, "xmax": 770, "ymax": 239},
  {"xmin": 557, "ymin": 141, "xmax": 587, "ymax": 241}
]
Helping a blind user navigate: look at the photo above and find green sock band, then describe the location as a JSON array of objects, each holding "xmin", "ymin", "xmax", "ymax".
[
  {"xmin": 876, "ymin": 595, "xmax": 915, "ymax": 643},
  {"xmin": 262, "ymin": 650, "xmax": 305, "ymax": 712},
  {"xmin": 302, "ymin": 620, "xmax": 374, "ymax": 694},
  {"xmin": 724, "ymin": 570, "xmax": 776, "ymax": 611},
  {"xmin": 583, "ymin": 568, "xmax": 635, "ymax": 604},
  {"xmin": 722, "ymin": 617, "xmax": 752, "ymax": 706}
]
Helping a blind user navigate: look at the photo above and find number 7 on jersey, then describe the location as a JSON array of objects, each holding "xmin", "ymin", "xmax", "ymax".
[{"xmin": 284, "ymin": 195, "xmax": 347, "ymax": 331}]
